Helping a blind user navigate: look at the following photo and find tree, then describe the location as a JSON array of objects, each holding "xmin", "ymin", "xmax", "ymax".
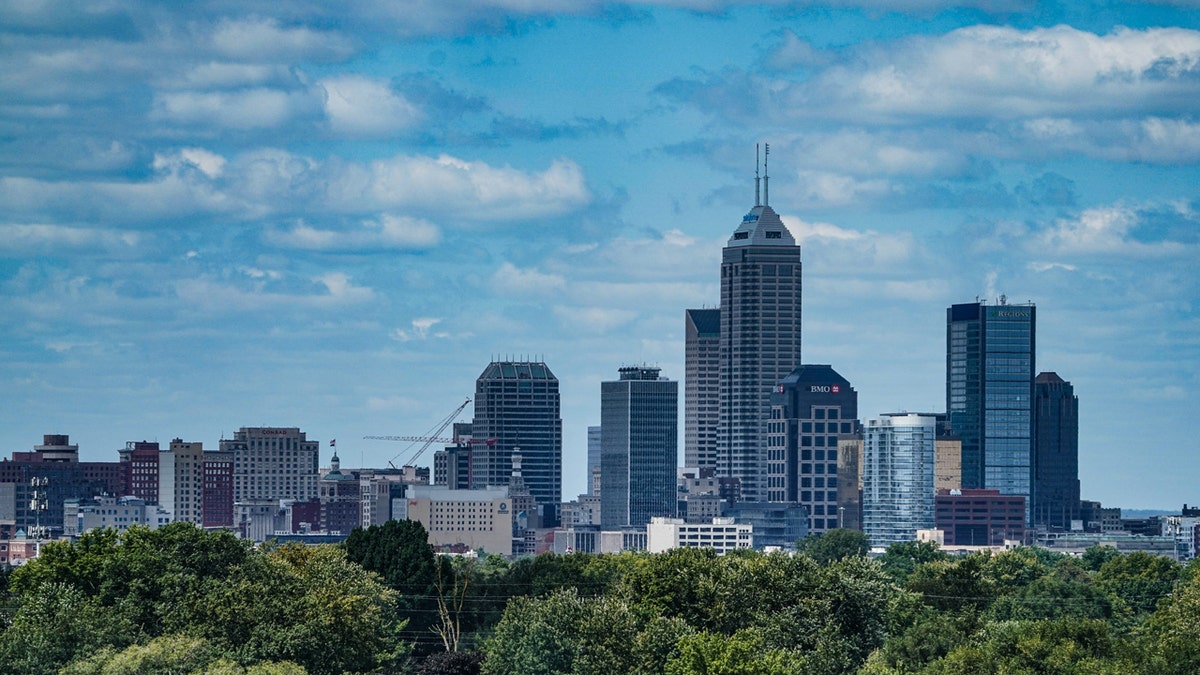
[
  {"xmin": 795, "ymin": 529, "xmax": 870, "ymax": 565},
  {"xmin": 664, "ymin": 630, "xmax": 793, "ymax": 675},
  {"xmin": 1081, "ymin": 545, "xmax": 1121, "ymax": 572},
  {"xmin": 1095, "ymin": 551, "xmax": 1182, "ymax": 618},
  {"xmin": 344, "ymin": 519, "xmax": 440, "ymax": 653},
  {"xmin": 926, "ymin": 618, "xmax": 1130, "ymax": 674},
  {"xmin": 0, "ymin": 582, "xmax": 137, "ymax": 675},
  {"xmin": 907, "ymin": 553, "xmax": 996, "ymax": 613},
  {"xmin": 1141, "ymin": 571, "xmax": 1200, "ymax": 674},
  {"xmin": 878, "ymin": 540, "xmax": 948, "ymax": 584}
]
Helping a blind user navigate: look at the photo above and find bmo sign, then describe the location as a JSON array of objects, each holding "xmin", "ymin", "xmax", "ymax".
[{"xmin": 810, "ymin": 385, "xmax": 841, "ymax": 394}]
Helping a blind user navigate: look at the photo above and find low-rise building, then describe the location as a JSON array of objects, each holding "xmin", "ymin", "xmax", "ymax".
[
  {"xmin": 646, "ymin": 516, "xmax": 752, "ymax": 554},
  {"xmin": 64, "ymin": 495, "xmax": 172, "ymax": 536},
  {"xmin": 400, "ymin": 485, "xmax": 512, "ymax": 556},
  {"xmin": 935, "ymin": 489, "xmax": 1026, "ymax": 546}
]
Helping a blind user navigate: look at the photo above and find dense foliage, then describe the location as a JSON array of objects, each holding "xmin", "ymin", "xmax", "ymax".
[{"xmin": 1, "ymin": 524, "xmax": 1197, "ymax": 674}]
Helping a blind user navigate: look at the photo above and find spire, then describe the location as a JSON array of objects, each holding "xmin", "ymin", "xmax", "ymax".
[
  {"xmin": 755, "ymin": 143, "xmax": 761, "ymax": 207},
  {"xmin": 763, "ymin": 142, "xmax": 770, "ymax": 207}
]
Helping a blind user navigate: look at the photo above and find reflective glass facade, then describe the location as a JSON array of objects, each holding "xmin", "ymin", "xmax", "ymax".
[
  {"xmin": 946, "ymin": 302, "xmax": 1035, "ymax": 521},
  {"xmin": 600, "ymin": 367, "xmax": 678, "ymax": 528},
  {"xmin": 863, "ymin": 414, "xmax": 936, "ymax": 546}
]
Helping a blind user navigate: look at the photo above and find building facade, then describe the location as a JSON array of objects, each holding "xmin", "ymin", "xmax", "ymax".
[
  {"xmin": 400, "ymin": 485, "xmax": 512, "ymax": 556},
  {"xmin": 221, "ymin": 427, "xmax": 320, "ymax": 503},
  {"xmin": 118, "ymin": 441, "xmax": 160, "ymax": 503},
  {"xmin": 647, "ymin": 516, "xmax": 753, "ymax": 554},
  {"xmin": 469, "ymin": 361, "xmax": 562, "ymax": 508},
  {"xmin": 935, "ymin": 488, "xmax": 1027, "ymax": 546},
  {"xmin": 600, "ymin": 366, "xmax": 678, "ymax": 529},
  {"xmin": 766, "ymin": 364, "xmax": 858, "ymax": 533},
  {"xmin": 947, "ymin": 300, "xmax": 1035, "ymax": 516},
  {"xmin": 0, "ymin": 435, "xmax": 122, "ymax": 539},
  {"xmin": 202, "ymin": 450, "xmax": 234, "ymax": 528},
  {"xmin": 863, "ymin": 414, "xmax": 936, "ymax": 547},
  {"xmin": 718, "ymin": 181, "xmax": 803, "ymax": 503},
  {"xmin": 1032, "ymin": 372, "xmax": 1080, "ymax": 530},
  {"xmin": 160, "ymin": 438, "xmax": 205, "ymax": 525},
  {"xmin": 684, "ymin": 308, "xmax": 720, "ymax": 471}
]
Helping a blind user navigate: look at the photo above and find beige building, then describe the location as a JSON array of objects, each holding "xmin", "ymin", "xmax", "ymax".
[
  {"xmin": 221, "ymin": 427, "xmax": 319, "ymax": 503},
  {"xmin": 935, "ymin": 436, "xmax": 963, "ymax": 492},
  {"xmin": 161, "ymin": 438, "xmax": 205, "ymax": 524},
  {"xmin": 400, "ymin": 486, "xmax": 512, "ymax": 556}
]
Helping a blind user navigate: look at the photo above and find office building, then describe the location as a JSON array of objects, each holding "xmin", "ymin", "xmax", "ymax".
[
  {"xmin": 684, "ymin": 308, "xmax": 720, "ymax": 471},
  {"xmin": 0, "ymin": 435, "xmax": 121, "ymax": 538},
  {"xmin": 160, "ymin": 438, "xmax": 204, "ymax": 525},
  {"xmin": 647, "ymin": 516, "xmax": 753, "ymax": 554},
  {"xmin": 863, "ymin": 414, "xmax": 936, "ymax": 546},
  {"xmin": 118, "ymin": 441, "xmax": 160, "ymax": 503},
  {"xmin": 724, "ymin": 501, "xmax": 809, "ymax": 550},
  {"xmin": 469, "ymin": 361, "xmax": 562, "ymax": 508},
  {"xmin": 767, "ymin": 364, "xmax": 858, "ymax": 533},
  {"xmin": 64, "ymin": 495, "xmax": 172, "ymax": 536},
  {"xmin": 399, "ymin": 485, "xmax": 512, "ymax": 556},
  {"xmin": 600, "ymin": 366, "xmax": 678, "ymax": 528},
  {"xmin": 587, "ymin": 425, "xmax": 602, "ymax": 494},
  {"xmin": 947, "ymin": 300, "xmax": 1035, "ymax": 515},
  {"xmin": 221, "ymin": 427, "xmax": 319, "ymax": 503},
  {"xmin": 836, "ymin": 435, "xmax": 863, "ymax": 531},
  {"xmin": 202, "ymin": 450, "xmax": 234, "ymax": 528},
  {"xmin": 1032, "ymin": 372, "xmax": 1080, "ymax": 530},
  {"xmin": 718, "ymin": 161, "xmax": 803, "ymax": 503},
  {"xmin": 935, "ymin": 489, "xmax": 1026, "ymax": 546}
]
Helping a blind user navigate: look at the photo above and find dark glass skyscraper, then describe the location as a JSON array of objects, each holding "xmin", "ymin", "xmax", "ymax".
[
  {"xmin": 718, "ymin": 170, "xmax": 802, "ymax": 503},
  {"xmin": 684, "ymin": 308, "xmax": 720, "ymax": 471},
  {"xmin": 600, "ymin": 366, "xmax": 678, "ymax": 528},
  {"xmin": 946, "ymin": 301, "xmax": 1035, "ymax": 517},
  {"xmin": 1032, "ymin": 372, "xmax": 1080, "ymax": 530},
  {"xmin": 469, "ymin": 361, "xmax": 562, "ymax": 508}
]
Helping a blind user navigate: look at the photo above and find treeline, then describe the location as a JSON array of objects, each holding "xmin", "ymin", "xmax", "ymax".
[{"xmin": 1, "ymin": 522, "xmax": 1198, "ymax": 674}]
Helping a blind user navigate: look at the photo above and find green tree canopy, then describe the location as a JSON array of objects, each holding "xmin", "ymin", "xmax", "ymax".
[{"xmin": 795, "ymin": 529, "xmax": 870, "ymax": 565}]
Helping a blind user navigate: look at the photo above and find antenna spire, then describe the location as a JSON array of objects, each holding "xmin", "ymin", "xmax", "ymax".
[
  {"xmin": 763, "ymin": 142, "xmax": 770, "ymax": 207},
  {"xmin": 755, "ymin": 144, "xmax": 761, "ymax": 206}
]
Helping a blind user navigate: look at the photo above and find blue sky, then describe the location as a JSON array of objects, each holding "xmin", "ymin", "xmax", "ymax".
[{"xmin": 2, "ymin": 1, "xmax": 1198, "ymax": 509}]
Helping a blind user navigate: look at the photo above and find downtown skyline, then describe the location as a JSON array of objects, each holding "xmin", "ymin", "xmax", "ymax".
[{"xmin": 1, "ymin": 2, "xmax": 1198, "ymax": 509}]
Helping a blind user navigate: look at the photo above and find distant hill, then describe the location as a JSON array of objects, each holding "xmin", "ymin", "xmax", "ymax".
[{"xmin": 1122, "ymin": 509, "xmax": 1175, "ymax": 519}]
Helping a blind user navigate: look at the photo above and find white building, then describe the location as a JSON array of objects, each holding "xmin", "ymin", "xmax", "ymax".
[
  {"xmin": 647, "ymin": 516, "xmax": 752, "ymax": 554},
  {"xmin": 863, "ymin": 413, "xmax": 936, "ymax": 547},
  {"xmin": 64, "ymin": 496, "xmax": 172, "ymax": 536},
  {"xmin": 221, "ymin": 427, "xmax": 319, "ymax": 503},
  {"xmin": 160, "ymin": 438, "xmax": 205, "ymax": 524},
  {"xmin": 1163, "ymin": 515, "xmax": 1200, "ymax": 562}
]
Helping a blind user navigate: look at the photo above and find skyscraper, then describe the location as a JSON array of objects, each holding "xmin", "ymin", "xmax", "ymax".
[
  {"xmin": 718, "ymin": 157, "xmax": 803, "ymax": 503},
  {"xmin": 221, "ymin": 427, "xmax": 319, "ymax": 503},
  {"xmin": 600, "ymin": 366, "xmax": 678, "ymax": 528},
  {"xmin": 1032, "ymin": 372, "xmax": 1080, "ymax": 530},
  {"xmin": 767, "ymin": 364, "xmax": 858, "ymax": 533},
  {"xmin": 946, "ymin": 300, "xmax": 1035, "ymax": 515},
  {"xmin": 469, "ymin": 361, "xmax": 562, "ymax": 508},
  {"xmin": 684, "ymin": 308, "xmax": 720, "ymax": 471},
  {"xmin": 862, "ymin": 413, "xmax": 937, "ymax": 546}
]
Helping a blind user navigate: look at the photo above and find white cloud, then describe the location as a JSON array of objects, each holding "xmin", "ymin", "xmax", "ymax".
[
  {"xmin": 0, "ymin": 224, "xmax": 141, "ymax": 252},
  {"xmin": 210, "ymin": 17, "xmax": 355, "ymax": 62},
  {"xmin": 491, "ymin": 262, "xmax": 566, "ymax": 295},
  {"xmin": 266, "ymin": 215, "xmax": 441, "ymax": 251},
  {"xmin": 551, "ymin": 305, "xmax": 637, "ymax": 332},
  {"xmin": 321, "ymin": 75, "xmax": 423, "ymax": 136},
  {"xmin": 153, "ymin": 88, "xmax": 322, "ymax": 129},
  {"xmin": 392, "ymin": 317, "xmax": 445, "ymax": 342},
  {"xmin": 172, "ymin": 272, "xmax": 375, "ymax": 312}
]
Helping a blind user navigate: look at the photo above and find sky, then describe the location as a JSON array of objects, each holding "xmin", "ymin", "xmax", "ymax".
[{"xmin": 1, "ymin": 1, "xmax": 1198, "ymax": 509}]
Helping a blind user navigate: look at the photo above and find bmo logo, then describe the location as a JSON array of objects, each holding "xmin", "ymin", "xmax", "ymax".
[{"xmin": 810, "ymin": 385, "xmax": 841, "ymax": 394}]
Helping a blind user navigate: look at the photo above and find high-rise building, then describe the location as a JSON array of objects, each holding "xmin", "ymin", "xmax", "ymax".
[
  {"xmin": 766, "ymin": 364, "xmax": 858, "ymax": 533},
  {"xmin": 587, "ymin": 425, "xmax": 602, "ymax": 496},
  {"xmin": 202, "ymin": 449, "xmax": 234, "ymax": 528},
  {"xmin": 119, "ymin": 441, "xmax": 160, "ymax": 503},
  {"xmin": 0, "ymin": 435, "xmax": 121, "ymax": 539},
  {"xmin": 600, "ymin": 366, "xmax": 678, "ymax": 528},
  {"xmin": 1032, "ymin": 372, "xmax": 1080, "ymax": 530},
  {"xmin": 684, "ymin": 308, "xmax": 720, "ymax": 471},
  {"xmin": 718, "ymin": 161, "xmax": 803, "ymax": 503},
  {"xmin": 863, "ymin": 413, "xmax": 937, "ymax": 546},
  {"xmin": 946, "ymin": 300, "xmax": 1035, "ymax": 515},
  {"xmin": 221, "ymin": 427, "xmax": 319, "ymax": 503},
  {"xmin": 469, "ymin": 361, "xmax": 562, "ymax": 508},
  {"xmin": 160, "ymin": 438, "xmax": 205, "ymax": 524}
]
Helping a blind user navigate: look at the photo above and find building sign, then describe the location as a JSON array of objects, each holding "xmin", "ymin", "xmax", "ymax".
[
  {"xmin": 810, "ymin": 385, "xmax": 841, "ymax": 394},
  {"xmin": 259, "ymin": 428, "xmax": 292, "ymax": 436}
]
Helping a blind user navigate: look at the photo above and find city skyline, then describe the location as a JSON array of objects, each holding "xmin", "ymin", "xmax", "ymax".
[{"xmin": 1, "ymin": 2, "xmax": 1198, "ymax": 509}]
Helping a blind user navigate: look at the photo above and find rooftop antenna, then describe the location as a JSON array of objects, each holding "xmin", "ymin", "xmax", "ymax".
[
  {"xmin": 763, "ymin": 142, "xmax": 770, "ymax": 207},
  {"xmin": 755, "ymin": 143, "xmax": 761, "ymax": 207}
]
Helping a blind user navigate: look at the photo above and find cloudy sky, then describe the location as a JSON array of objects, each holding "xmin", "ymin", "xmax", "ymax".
[{"xmin": 2, "ymin": 1, "xmax": 1198, "ymax": 509}]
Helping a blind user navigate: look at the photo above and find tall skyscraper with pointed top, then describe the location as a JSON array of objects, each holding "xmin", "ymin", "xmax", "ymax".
[{"xmin": 718, "ymin": 146, "xmax": 803, "ymax": 502}]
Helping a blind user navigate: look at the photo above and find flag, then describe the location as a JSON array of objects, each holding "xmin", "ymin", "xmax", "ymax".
[{"xmin": 330, "ymin": 439, "xmax": 336, "ymax": 447}]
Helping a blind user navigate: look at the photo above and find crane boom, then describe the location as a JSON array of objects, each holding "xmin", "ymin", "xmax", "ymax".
[{"xmin": 364, "ymin": 398, "xmax": 471, "ymax": 469}]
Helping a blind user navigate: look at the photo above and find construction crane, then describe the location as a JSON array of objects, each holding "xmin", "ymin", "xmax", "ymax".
[{"xmin": 364, "ymin": 398, "xmax": 475, "ymax": 469}]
